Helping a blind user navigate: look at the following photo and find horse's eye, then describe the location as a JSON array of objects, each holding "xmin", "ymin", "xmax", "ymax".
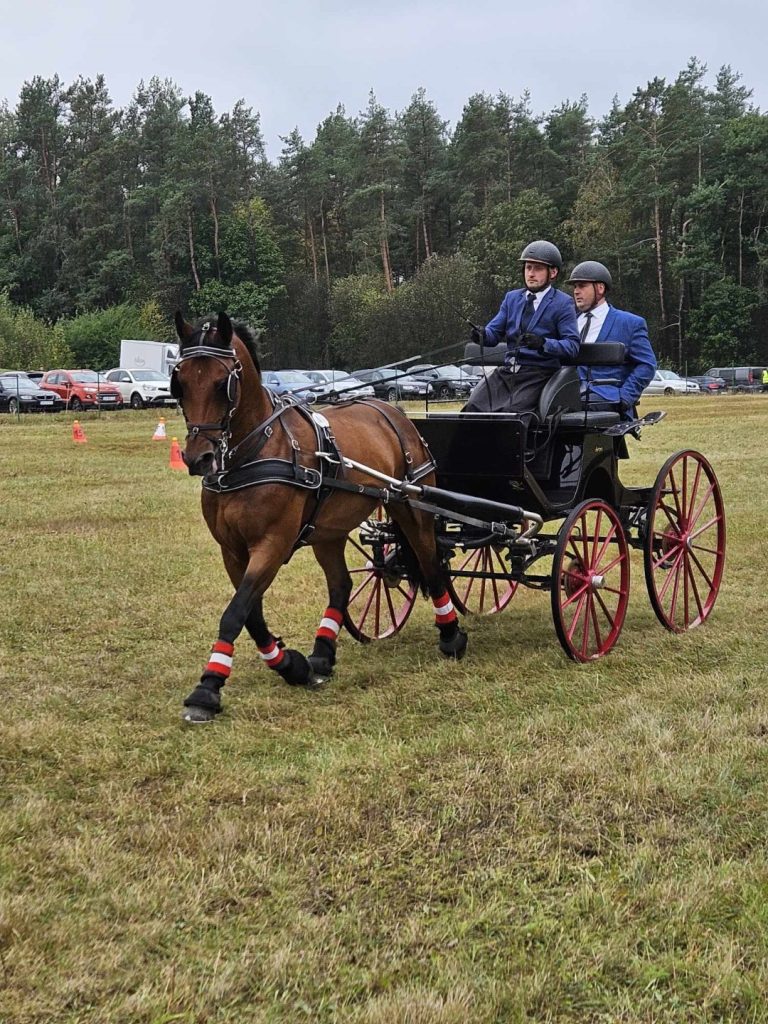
[{"xmin": 215, "ymin": 378, "xmax": 229, "ymax": 395}]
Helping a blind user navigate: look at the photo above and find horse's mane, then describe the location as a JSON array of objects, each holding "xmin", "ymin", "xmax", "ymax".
[{"xmin": 186, "ymin": 314, "xmax": 261, "ymax": 371}]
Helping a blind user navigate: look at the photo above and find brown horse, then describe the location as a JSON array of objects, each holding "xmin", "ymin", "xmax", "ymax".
[{"xmin": 172, "ymin": 312, "xmax": 467, "ymax": 722}]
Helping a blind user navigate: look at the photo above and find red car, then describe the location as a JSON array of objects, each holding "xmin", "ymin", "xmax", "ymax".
[{"xmin": 39, "ymin": 369, "xmax": 124, "ymax": 411}]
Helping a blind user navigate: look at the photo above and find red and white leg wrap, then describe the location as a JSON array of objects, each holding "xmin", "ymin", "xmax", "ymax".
[
  {"xmin": 316, "ymin": 607, "xmax": 343, "ymax": 643},
  {"xmin": 206, "ymin": 639, "xmax": 234, "ymax": 678},
  {"xmin": 258, "ymin": 639, "xmax": 286, "ymax": 670},
  {"xmin": 432, "ymin": 591, "xmax": 458, "ymax": 626}
]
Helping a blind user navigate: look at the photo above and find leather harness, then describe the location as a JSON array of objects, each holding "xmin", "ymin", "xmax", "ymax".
[{"xmin": 173, "ymin": 333, "xmax": 434, "ymax": 553}]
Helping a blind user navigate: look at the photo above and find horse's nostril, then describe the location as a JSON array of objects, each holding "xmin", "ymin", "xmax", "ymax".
[{"xmin": 187, "ymin": 451, "xmax": 214, "ymax": 476}]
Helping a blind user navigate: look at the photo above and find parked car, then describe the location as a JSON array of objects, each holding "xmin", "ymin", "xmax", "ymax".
[
  {"xmin": 643, "ymin": 370, "xmax": 700, "ymax": 396},
  {"xmin": 24, "ymin": 370, "xmax": 45, "ymax": 382},
  {"xmin": 705, "ymin": 365, "xmax": 767, "ymax": 392},
  {"xmin": 298, "ymin": 370, "xmax": 375, "ymax": 403},
  {"xmin": 687, "ymin": 374, "xmax": 728, "ymax": 394},
  {"xmin": 103, "ymin": 368, "xmax": 177, "ymax": 409},
  {"xmin": 262, "ymin": 370, "xmax": 317, "ymax": 402},
  {"xmin": 0, "ymin": 374, "xmax": 66, "ymax": 413},
  {"xmin": 353, "ymin": 368, "xmax": 433, "ymax": 401},
  {"xmin": 406, "ymin": 364, "xmax": 473, "ymax": 399},
  {"xmin": 39, "ymin": 369, "xmax": 124, "ymax": 410}
]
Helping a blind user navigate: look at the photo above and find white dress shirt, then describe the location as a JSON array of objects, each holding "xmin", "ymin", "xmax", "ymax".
[
  {"xmin": 577, "ymin": 301, "xmax": 610, "ymax": 344},
  {"xmin": 525, "ymin": 285, "xmax": 552, "ymax": 312}
]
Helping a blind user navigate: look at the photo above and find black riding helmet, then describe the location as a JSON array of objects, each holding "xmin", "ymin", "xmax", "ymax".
[
  {"xmin": 519, "ymin": 240, "xmax": 563, "ymax": 270},
  {"xmin": 567, "ymin": 261, "xmax": 613, "ymax": 289}
]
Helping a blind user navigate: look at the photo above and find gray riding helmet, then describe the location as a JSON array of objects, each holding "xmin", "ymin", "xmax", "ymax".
[
  {"xmin": 519, "ymin": 240, "xmax": 563, "ymax": 270},
  {"xmin": 567, "ymin": 261, "xmax": 613, "ymax": 289}
]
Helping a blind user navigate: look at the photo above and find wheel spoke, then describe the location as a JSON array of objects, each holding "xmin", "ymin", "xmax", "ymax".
[
  {"xmin": 667, "ymin": 556, "xmax": 684, "ymax": 623},
  {"xmin": 562, "ymin": 578, "xmax": 590, "ymax": 608},
  {"xmin": 687, "ymin": 547, "xmax": 714, "ymax": 591},
  {"xmin": 597, "ymin": 550, "xmax": 626, "ymax": 577},
  {"xmin": 591, "ymin": 509, "xmax": 603, "ymax": 568},
  {"xmin": 657, "ymin": 546, "xmax": 686, "ymax": 602},
  {"xmin": 685, "ymin": 557, "xmax": 705, "ymax": 619},
  {"xmin": 593, "ymin": 520, "xmax": 618, "ymax": 570},
  {"xmin": 566, "ymin": 591, "xmax": 588, "ymax": 642},
  {"xmin": 686, "ymin": 459, "xmax": 703, "ymax": 522},
  {"xmin": 687, "ymin": 483, "xmax": 717, "ymax": 533},
  {"xmin": 667, "ymin": 468, "xmax": 684, "ymax": 522},
  {"xmin": 581, "ymin": 593, "xmax": 592, "ymax": 658},
  {"xmin": 651, "ymin": 540, "xmax": 682, "ymax": 571},
  {"xmin": 589, "ymin": 594, "xmax": 603, "ymax": 651},
  {"xmin": 658, "ymin": 500, "xmax": 682, "ymax": 532},
  {"xmin": 594, "ymin": 588, "xmax": 619, "ymax": 625}
]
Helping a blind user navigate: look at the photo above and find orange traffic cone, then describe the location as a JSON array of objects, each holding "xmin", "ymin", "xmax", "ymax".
[
  {"xmin": 152, "ymin": 417, "xmax": 167, "ymax": 440},
  {"xmin": 169, "ymin": 437, "xmax": 185, "ymax": 471},
  {"xmin": 72, "ymin": 420, "xmax": 87, "ymax": 444}
]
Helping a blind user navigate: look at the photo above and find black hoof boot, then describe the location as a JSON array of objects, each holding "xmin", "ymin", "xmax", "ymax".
[
  {"xmin": 182, "ymin": 676, "xmax": 223, "ymax": 724},
  {"xmin": 307, "ymin": 638, "xmax": 335, "ymax": 683},
  {"xmin": 439, "ymin": 628, "xmax": 468, "ymax": 660},
  {"xmin": 307, "ymin": 654, "xmax": 334, "ymax": 683},
  {"xmin": 276, "ymin": 649, "xmax": 317, "ymax": 687}
]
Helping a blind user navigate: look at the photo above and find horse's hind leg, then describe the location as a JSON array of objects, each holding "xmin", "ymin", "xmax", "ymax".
[
  {"xmin": 389, "ymin": 504, "xmax": 468, "ymax": 660},
  {"xmin": 306, "ymin": 538, "xmax": 352, "ymax": 681}
]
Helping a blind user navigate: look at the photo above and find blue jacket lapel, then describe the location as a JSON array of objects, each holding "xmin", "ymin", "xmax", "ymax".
[
  {"xmin": 596, "ymin": 306, "xmax": 617, "ymax": 342},
  {"xmin": 528, "ymin": 289, "xmax": 553, "ymax": 331}
]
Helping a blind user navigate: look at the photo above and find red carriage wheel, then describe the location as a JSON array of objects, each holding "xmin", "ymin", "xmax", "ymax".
[
  {"xmin": 447, "ymin": 544, "xmax": 517, "ymax": 615},
  {"xmin": 551, "ymin": 499, "xmax": 630, "ymax": 662},
  {"xmin": 343, "ymin": 507, "xmax": 417, "ymax": 642},
  {"xmin": 643, "ymin": 449, "xmax": 726, "ymax": 633}
]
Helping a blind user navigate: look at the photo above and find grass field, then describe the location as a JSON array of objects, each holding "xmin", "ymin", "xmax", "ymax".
[{"xmin": 0, "ymin": 396, "xmax": 765, "ymax": 1023}]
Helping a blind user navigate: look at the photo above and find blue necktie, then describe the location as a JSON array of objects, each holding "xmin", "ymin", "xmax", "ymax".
[{"xmin": 520, "ymin": 292, "xmax": 535, "ymax": 334}]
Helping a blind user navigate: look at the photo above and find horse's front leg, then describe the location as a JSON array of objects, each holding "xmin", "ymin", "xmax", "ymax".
[
  {"xmin": 305, "ymin": 538, "xmax": 352, "ymax": 682},
  {"xmin": 182, "ymin": 546, "xmax": 317, "ymax": 724}
]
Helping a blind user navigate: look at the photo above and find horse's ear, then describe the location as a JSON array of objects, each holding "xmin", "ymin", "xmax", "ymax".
[
  {"xmin": 174, "ymin": 311, "xmax": 193, "ymax": 340},
  {"xmin": 217, "ymin": 311, "xmax": 233, "ymax": 346}
]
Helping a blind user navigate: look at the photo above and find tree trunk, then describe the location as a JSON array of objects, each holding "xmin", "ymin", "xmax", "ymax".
[
  {"xmin": 415, "ymin": 215, "xmax": 420, "ymax": 267},
  {"xmin": 123, "ymin": 201, "xmax": 134, "ymax": 260},
  {"xmin": 187, "ymin": 209, "xmax": 201, "ymax": 291},
  {"xmin": 320, "ymin": 198, "xmax": 331, "ymax": 289},
  {"xmin": 421, "ymin": 194, "xmax": 432, "ymax": 259},
  {"xmin": 678, "ymin": 219, "xmax": 692, "ymax": 368},
  {"xmin": 738, "ymin": 189, "xmax": 745, "ymax": 286},
  {"xmin": 380, "ymin": 191, "xmax": 393, "ymax": 293},
  {"xmin": 653, "ymin": 194, "xmax": 667, "ymax": 335},
  {"xmin": 210, "ymin": 196, "xmax": 221, "ymax": 278},
  {"xmin": 307, "ymin": 209, "xmax": 319, "ymax": 284}
]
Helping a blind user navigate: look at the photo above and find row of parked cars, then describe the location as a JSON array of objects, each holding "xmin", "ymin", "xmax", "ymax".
[
  {"xmin": 264, "ymin": 364, "xmax": 482, "ymax": 403},
  {"xmin": 1, "ymin": 362, "xmax": 484, "ymax": 414},
  {"xmin": 0, "ymin": 367, "xmax": 178, "ymax": 412},
  {"xmin": 642, "ymin": 366, "xmax": 768, "ymax": 396}
]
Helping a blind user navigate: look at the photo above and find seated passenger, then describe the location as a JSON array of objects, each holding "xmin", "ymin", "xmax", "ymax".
[
  {"xmin": 566, "ymin": 261, "xmax": 657, "ymax": 419},
  {"xmin": 464, "ymin": 240, "xmax": 580, "ymax": 414}
]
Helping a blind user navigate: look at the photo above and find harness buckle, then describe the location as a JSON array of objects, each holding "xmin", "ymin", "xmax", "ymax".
[
  {"xmin": 291, "ymin": 438, "xmax": 301, "ymax": 452},
  {"xmin": 301, "ymin": 468, "xmax": 322, "ymax": 487}
]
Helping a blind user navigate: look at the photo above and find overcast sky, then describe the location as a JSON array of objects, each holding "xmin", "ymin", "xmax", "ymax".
[{"xmin": 1, "ymin": 0, "xmax": 765, "ymax": 155}]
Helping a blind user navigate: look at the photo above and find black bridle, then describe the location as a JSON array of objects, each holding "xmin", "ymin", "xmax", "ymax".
[{"xmin": 172, "ymin": 324, "xmax": 243, "ymax": 461}]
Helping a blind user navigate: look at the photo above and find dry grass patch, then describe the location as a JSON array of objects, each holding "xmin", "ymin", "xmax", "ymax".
[{"xmin": 0, "ymin": 399, "xmax": 766, "ymax": 1022}]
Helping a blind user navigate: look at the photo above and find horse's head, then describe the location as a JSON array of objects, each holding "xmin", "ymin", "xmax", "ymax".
[{"xmin": 172, "ymin": 311, "xmax": 251, "ymax": 476}]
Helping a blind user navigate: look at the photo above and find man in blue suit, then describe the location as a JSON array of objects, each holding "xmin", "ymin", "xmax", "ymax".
[
  {"xmin": 566, "ymin": 261, "xmax": 657, "ymax": 417},
  {"xmin": 465, "ymin": 240, "xmax": 580, "ymax": 413}
]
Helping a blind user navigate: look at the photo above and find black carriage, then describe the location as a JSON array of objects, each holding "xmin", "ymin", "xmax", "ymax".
[{"xmin": 342, "ymin": 344, "xmax": 726, "ymax": 662}]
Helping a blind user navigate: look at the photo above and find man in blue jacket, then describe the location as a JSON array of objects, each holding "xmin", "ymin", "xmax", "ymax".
[
  {"xmin": 566, "ymin": 261, "xmax": 657, "ymax": 417},
  {"xmin": 465, "ymin": 240, "xmax": 580, "ymax": 413}
]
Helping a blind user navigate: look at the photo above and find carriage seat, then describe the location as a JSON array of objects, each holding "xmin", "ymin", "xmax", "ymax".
[{"xmin": 555, "ymin": 342, "xmax": 627, "ymax": 428}]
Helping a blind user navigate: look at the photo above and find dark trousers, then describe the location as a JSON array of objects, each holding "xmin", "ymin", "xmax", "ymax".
[{"xmin": 463, "ymin": 365, "xmax": 554, "ymax": 414}]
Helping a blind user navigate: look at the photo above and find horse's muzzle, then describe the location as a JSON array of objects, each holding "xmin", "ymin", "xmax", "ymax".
[{"xmin": 184, "ymin": 449, "xmax": 215, "ymax": 476}]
